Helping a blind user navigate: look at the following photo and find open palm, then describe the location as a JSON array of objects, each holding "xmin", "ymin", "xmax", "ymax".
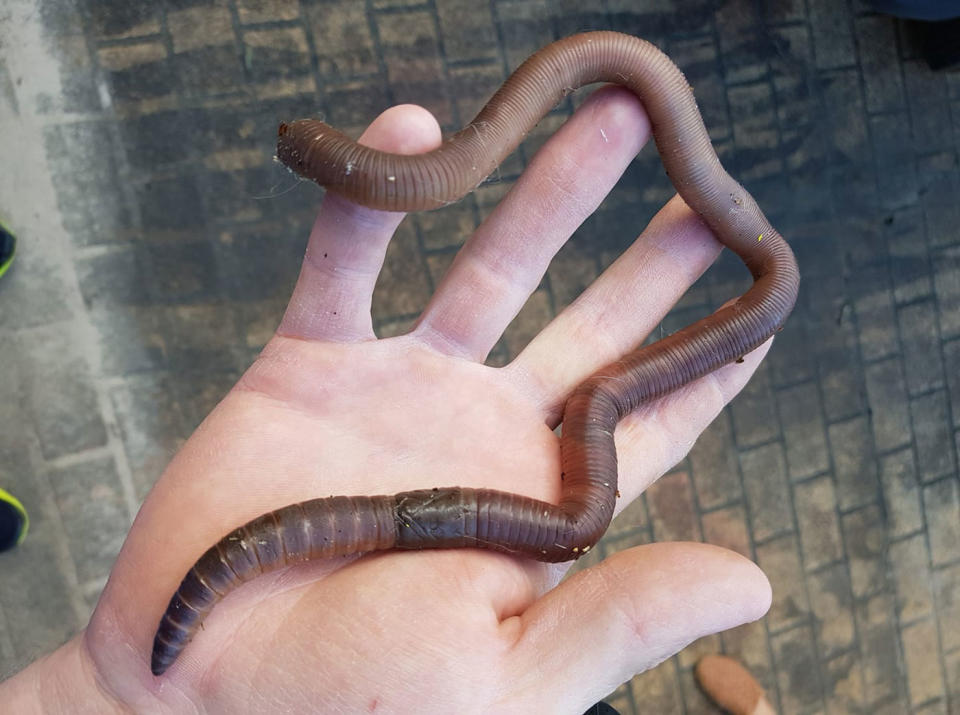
[{"xmin": 41, "ymin": 87, "xmax": 771, "ymax": 713}]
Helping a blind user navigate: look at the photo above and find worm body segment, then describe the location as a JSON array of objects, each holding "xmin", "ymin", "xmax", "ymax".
[{"xmin": 151, "ymin": 31, "xmax": 800, "ymax": 676}]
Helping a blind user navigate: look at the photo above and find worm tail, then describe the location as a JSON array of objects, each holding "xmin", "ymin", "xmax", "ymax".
[{"xmin": 151, "ymin": 496, "xmax": 397, "ymax": 676}]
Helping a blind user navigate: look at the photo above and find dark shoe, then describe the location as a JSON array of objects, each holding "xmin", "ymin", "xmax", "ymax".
[
  {"xmin": 0, "ymin": 221, "xmax": 15, "ymax": 279},
  {"xmin": 915, "ymin": 18, "xmax": 960, "ymax": 69},
  {"xmin": 0, "ymin": 488, "xmax": 28, "ymax": 553}
]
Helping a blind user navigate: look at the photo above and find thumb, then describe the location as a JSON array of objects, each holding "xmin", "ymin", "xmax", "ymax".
[{"xmin": 503, "ymin": 542, "xmax": 771, "ymax": 712}]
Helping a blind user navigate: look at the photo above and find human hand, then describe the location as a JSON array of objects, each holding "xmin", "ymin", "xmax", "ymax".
[{"xmin": 2, "ymin": 86, "xmax": 771, "ymax": 713}]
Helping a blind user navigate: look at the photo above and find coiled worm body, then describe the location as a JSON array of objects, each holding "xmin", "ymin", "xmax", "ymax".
[{"xmin": 151, "ymin": 31, "xmax": 800, "ymax": 676}]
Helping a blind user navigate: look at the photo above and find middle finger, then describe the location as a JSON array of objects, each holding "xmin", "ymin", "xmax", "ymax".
[{"xmin": 411, "ymin": 86, "xmax": 651, "ymax": 361}]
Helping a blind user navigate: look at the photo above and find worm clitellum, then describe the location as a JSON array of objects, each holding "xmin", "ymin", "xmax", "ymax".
[{"xmin": 151, "ymin": 31, "xmax": 800, "ymax": 676}]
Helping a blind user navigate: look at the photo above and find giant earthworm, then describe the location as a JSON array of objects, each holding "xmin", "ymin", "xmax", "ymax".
[{"xmin": 151, "ymin": 31, "xmax": 799, "ymax": 676}]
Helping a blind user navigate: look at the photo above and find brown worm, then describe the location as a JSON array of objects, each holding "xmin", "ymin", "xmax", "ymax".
[{"xmin": 151, "ymin": 31, "xmax": 799, "ymax": 676}]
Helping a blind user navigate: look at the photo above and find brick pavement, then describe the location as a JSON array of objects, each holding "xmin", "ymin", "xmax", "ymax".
[{"xmin": 0, "ymin": 0, "xmax": 958, "ymax": 712}]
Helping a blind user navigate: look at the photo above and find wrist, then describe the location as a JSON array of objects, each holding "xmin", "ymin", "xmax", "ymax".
[{"xmin": 0, "ymin": 634, "xmax": 127, "ymax": 714}]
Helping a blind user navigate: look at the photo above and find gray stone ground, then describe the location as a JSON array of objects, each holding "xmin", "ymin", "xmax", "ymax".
[{"xmin": 1, "ymin": 0, "xmax": 958, "ymax": 712}]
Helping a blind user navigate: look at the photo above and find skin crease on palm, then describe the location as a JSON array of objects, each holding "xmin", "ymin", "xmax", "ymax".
[{"xmin": 1, "ymin": 86, "xmax": 774, "ymax": 713}]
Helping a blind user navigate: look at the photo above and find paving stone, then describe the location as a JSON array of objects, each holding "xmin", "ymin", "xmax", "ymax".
[
  {"xmin": 415, "ymin": 202, "xmax": 475, "ymax": 252},
  {"xmin": 75, "ymin": 246, "xmax": 149, "ymax": 309},
  {"xmin": 731, "ymin": 364, "xmax": 780, "ymax": 447},
  {"xmin": 934, "ymin": 562, "xmax": 960, "ymax": 653},
  {"xmin": 212, "ymin": 224, "xmax": 304, "ymax": 302},
  {"xmin": 855, "ymin": 593, "xmax": 905, "ymax": 706},
  {"xmin": 853, "ymin": 264, "xmax": 899, "ymax": 362},
  {"xmin": 86, "ymin": 305, "xmax": 168, "ymax": 376},
  {"xmin": 761, "ymin": 0, "xmax": 805, "ymax": 23},
  {"xmin": 886, "ymin": 206, "xmax": 932, "ymax": 305},
  {"xmin": 821, "ymin": 69, "xmax": 869, "ymax": 167},
  {"xmin": 822, "ymin": 650, "xmax": 865, "ymax": 715},
  {"xmin": 778, "ymin": 381, "xmax": 830, "ymax": 480},
  {"xmin": 828, "ymin": 416, "xmax": 879, "ymax": 511},
  {"xmin": 820, "ymin": 359, "xmax": 868, "ymax": 426},
  {"xmin": 715, "ymin": 0, "xmax": 768, "ymax": 85},
  {"xmin": 375, "ymin": 10, "xmax": 452, "ymax": 126},
  {"xmin": 855, "ymin": 16, "xmax": 905, "ymax": 113},
  {"xmin": 645, "ymin": 470, "xmax": 700, "ymax": 543},
  {"xmin": 873, "ymin": 115, "xmax": 920, "ymax": 213},
  {"xmin": 864, "ymin": 357, "xmax": 912, "ymax": 452},
  {"xmin": 742, "ymin": 442, "xmax": 793, "ymax": 542},
  {"xmin": 880, "ymin": 447, "xmax": 924, "ymax": 539},
  {"xmin": 87, "ymin": 0, "xmax": 160, "ymax": 40},
  {"xmin": 912, "ymin": 391, "xmax": 956, "ymax": 484},
  {"xmin": 913, "ymin": 698, "xmax": 949, "ymax": 715},
  {"xmin": 934, "ymin": 246, "xmax": 960, "ymax": 341},
  {"xmin": 46, "ymin": 455, "xmax": 129, "ymax": 584},
  {"xmin": 899, "ymin": 301, "xmax": 944, "ymax": 396},
  {"xmin": 43, "ymin": 121, "xmax": 134, "ymax": 247},
  {"xmin": 136, "ymin": 173, "xmax": 207, "ymax": 233},
  {"xmin": 890, "ymin": 532, "xmax": 935, "ymax": 623},
  {"xmin": 771, "ymin": 624, "xmax": 824, "ymax": 713},
  {"xmin": 163, "ymin": 303, "xmax": 245, "ymax": 373},
  {"xmin": 794, "ymin": 475, "xmax": 843, "ymax": 570},
  {"xmin": 495, "ymin": 0, "xmax": 559, "ymax": 72},
  {"xmin": 242, "ymin": 27, "xmax": 312, "ymax": 83},
  {"xmin": 689, "ymin": 411, "xmax": 741, "ymax": 510},
  {"xmin": 727, "ymin": 82, "xmax": 782, "ymax": 183},
  {"xmin": 923, "ymin": 477, "xmax": 960, "ymax": 568},
  {"xmin": 902, "ymin": 619, "xmax": 945, "ymax": 707},
  {"xmin": 806, "ymin": 562, "xmax": 856, "ymax": 658},
  {"xmin": 918, "ymin": 154, "xmax": 960, "ymax": 251},
  {"xmin": 143, "ymin": 239, "xmax": 220, "ymax": 305},
  {"xmin": 435, "ymin": 0, "xmax": 498, "ymax": 63},
  {"xmin": 842, "ymin": 504, "xmax": 886, "ymax": 599},
  {"xmin": 944, "ymin": 341, "xmax": 960, "ymax": 426},
  {"xmin": 98, "ymin": 41, "xmax": 176, "ymax": 102},
  {"xmin": 174, "ymin": 44, "xmax": 246, "ymax": 95},
  {"xmin": 757, "ymin": 533, "xmax": 810, "ymax": 631},
  {"xmin": 167, "ymin": 3, "xmax": 234, "ymax": 54},
  {"xmin": 945, "ymin": 649, "xmax": 960, "ymax": 709},
  {"xmin": 17, "ymin": 324, "xmax": 108, "ymax": 460},
  {"xmin": 119, "ymin": 108, "xmax": 210, "ymax": 172},
  {"xmin": 304, "ymin": 0, "xmax": 378, "ymax": 79}
]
